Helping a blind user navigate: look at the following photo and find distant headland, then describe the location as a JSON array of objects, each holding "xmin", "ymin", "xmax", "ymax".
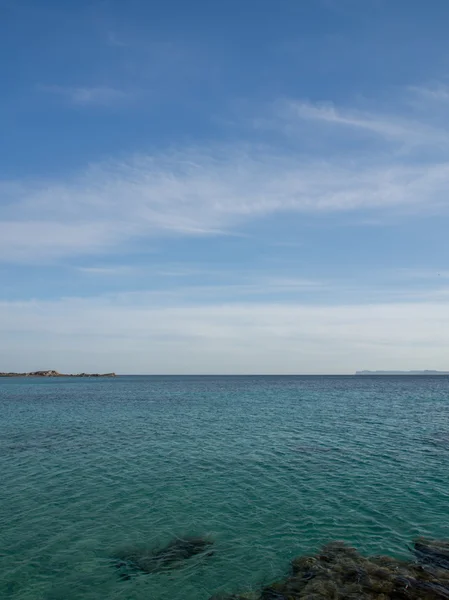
[
  {"xmin": 0, "ymin": 370, "xmax": 116, "ymax": 378},
  {"xmin": 355, "ymin": 370, "xmax": 449, "ymax": 375}
]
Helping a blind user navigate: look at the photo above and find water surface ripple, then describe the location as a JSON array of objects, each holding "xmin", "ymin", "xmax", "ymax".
[{"xmin": 1, "ymin": 375, "xmax": 448, "ymax": 599}]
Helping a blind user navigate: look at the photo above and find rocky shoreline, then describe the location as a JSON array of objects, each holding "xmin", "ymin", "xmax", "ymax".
[
  {"xmin": 0, "ymin": 370, "xmax": 116, "ymax": 378},
  {"xmin": 209, "ymin": 538, "xmax": 449, "ymax": 600}
]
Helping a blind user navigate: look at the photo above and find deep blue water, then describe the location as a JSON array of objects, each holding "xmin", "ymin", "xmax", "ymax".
[{"xmin": 1, "ymin": 375, "xmax": 448, "ymax": 600}]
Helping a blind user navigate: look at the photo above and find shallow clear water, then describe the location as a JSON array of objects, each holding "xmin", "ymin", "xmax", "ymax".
[{"xmin": 1, "ymin": 375, "xmax": 448, "ymax": 600}]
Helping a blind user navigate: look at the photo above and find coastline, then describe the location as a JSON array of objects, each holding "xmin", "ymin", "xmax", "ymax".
[{"xmin": 0, "ymin": 370, "xmax": 116, "ymax": 378}]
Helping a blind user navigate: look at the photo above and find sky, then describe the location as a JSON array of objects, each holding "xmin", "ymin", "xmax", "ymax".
[{"xmin": 1, "ymin": 0, "xmax": 449, "ymax": 374}]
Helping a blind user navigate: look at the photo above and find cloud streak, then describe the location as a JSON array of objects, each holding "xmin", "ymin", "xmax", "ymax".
[
  {"xmin": 282, "ymin": 100, "xmax": 445, "ymax": 145},
  {"xmin": 2, "ymin": 153, "xmax": 449, "ymax": 263},
  {"xmin": 40, "ymin": 85, "xmax": 130, "ymax": 107},
  {"xmin": 2, "ymin": 86, "xmax": 449, "ymax": 263},
  {"xmin": 409, "ymin": 84, "xmax": 449, "ymax": 103}
]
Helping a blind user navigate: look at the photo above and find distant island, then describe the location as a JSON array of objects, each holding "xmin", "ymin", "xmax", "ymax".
[
  {"xmin": 355, "ymin": 370, "xmax": 449, "ymax": 375},
  {"xmin": 0, "ymin": 370, "xmax": 116, "ymax": 378}
]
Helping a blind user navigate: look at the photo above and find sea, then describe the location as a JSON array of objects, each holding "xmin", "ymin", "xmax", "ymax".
[{"xmin": 1, "ymin": 375, "xmax": 448, "ymax": 600}]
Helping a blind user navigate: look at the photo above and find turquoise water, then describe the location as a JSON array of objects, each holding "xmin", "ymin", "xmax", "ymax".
[{"xmin": 1, "ymin": 375, "xmax": 448, "ymax": 600}]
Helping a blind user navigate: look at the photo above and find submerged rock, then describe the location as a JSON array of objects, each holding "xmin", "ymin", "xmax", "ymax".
[
  {"xmin": 414, "ymin": 538, "xmax": 449, "ymax": 571},
  {"xmin": 209, "ymin": 594, "xmax": 258, "ymax": 600},
  {"xmin": 211, "ymin": 539, "xmax": 449, "ymax": 600},
  {"xmin": 113, "ymin": 536, "xmax": 214, "ymax": 577}
]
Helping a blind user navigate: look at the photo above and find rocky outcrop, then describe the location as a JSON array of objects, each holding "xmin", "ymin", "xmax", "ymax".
[
  {"xmin": 211, "ymin": 539, "xmax": 449, "ymax": 600},
  {"xmin": 0, "ymin": 370, "xmax": 116, "ymax": 377}
]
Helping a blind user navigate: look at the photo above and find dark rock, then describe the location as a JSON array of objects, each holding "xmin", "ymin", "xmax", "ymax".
[
  {"xmin": 113, "ymin": 536, "xmax": 214, "ymax": 577},
  {"xmin": 261, "ymin": 587, "xmax": 287, "ymax": 600},
  {"xmin": 209, "ymin": 594, "xmax": 258, "ymax": 600},
  {"xmin": 414, "ymin": 538, "xmax": 449, "ymax": 570},
  {"xmin": 224, "ymin": 540, "xmax": 449, "ymax": 600},
  {"xmin": 208, "ymin": 595, "xmax": 242, "ymax": 600}
]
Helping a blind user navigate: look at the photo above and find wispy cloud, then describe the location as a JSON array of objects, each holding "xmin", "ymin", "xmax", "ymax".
[
  {"xmin": 1, "ymin": 149, "xmax": 449, "ymax": 263},
  {"xmin": 76, "ymin": 266, "xmax": 138, "ymax": 275},
  {"xmin": 107, "ymin": 31, "xmax": 128, "ymax": 48},
  {"xmin": 75, "ymin": 264, "xmax": 323, "ymax": 290},
  {"xmin": 409, "ymin": 84, "xmax": 449, "ymax": 103},
  {"xmin": 70, "ymin": 265, "xmax": 449, "ymax": 303},
  {"xmin": 3, "ymin": 85, "xmax": 449, "ymax": 263},
  {"xmin": 282, "ymin": 100, "xmax": 444, "ymax": 145},
  {"xmin": 40, "ymin": 84, "xmax": 130, "ymax": 107}
]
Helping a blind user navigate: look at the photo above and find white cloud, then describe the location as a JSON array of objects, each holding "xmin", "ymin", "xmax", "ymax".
[
  {"xmin": 40, "ymin": 84, "xmax": 130, "ymax": 106},
  {"xmin": 0, "ymin": 296, "xmax": 447, "ymax": 373},
  {"xmin": 107, "ymin": 31, "xmax": 128, "ymax": 48}
]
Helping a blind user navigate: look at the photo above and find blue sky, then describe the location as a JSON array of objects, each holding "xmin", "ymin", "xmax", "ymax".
[{"xmin": 1, "ymin": 0, "xmax": 448, "ymax": 373}]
